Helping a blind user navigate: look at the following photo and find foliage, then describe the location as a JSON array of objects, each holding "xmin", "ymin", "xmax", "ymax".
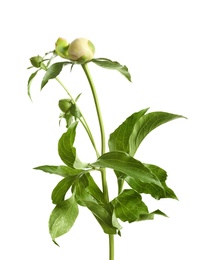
[{"xmin": 27, "ymin": 38, "xmax": 185, "ymax": 258}]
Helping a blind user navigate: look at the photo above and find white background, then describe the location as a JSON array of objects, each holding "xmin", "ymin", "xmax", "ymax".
[{"xmin": 0, "ymin": 0, "xmax": 203, "ymax": 259}]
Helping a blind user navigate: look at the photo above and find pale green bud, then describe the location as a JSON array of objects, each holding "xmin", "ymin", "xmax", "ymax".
[
  {"xmin": 67, "ymin": 38, "xmax": 95, "ymax": 63},
  {"xmin": 55, "ymin": 38, "xmax": 69, "ymax": 59}
]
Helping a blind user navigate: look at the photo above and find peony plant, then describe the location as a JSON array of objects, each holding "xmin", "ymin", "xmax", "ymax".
[{"xmin": 27, "ymin": 37, "xmax": 185, "ymax": 260}]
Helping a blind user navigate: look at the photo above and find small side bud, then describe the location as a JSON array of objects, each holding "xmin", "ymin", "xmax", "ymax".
[
  {"xmin": 55, "ymin": 38, "xmax": 69, "ymax": 59},
  {"xmin": 58, "ymin": 99, "xmax": 72, "ymax": 113},
  {"xmin": 30, "ymin": 55, "xmax": 43, "ymax": 68}
]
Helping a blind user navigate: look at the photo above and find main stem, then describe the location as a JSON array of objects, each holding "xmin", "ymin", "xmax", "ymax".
[{"xmin": 82, "ymin": 63, "xmax": 114, "ymax": 260}]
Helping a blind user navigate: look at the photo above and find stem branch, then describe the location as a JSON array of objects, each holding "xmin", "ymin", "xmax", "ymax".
[
  {"xmin": 55, "ymin": 77, "xmax": 100, "ymax": 157},
  {"xmin": 42, "ymin": 63, "xmax": 100, "ymax": 157}
]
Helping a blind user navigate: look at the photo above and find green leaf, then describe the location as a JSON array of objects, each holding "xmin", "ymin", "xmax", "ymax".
[
  {"xmin": 112, "ymin": 190, "xmax": 168, "ymax": 223},
  {"xmin": 75, "ymin": 93, "xmax": 82, "ymax": 102},
  {"xmin": 144, "ymin": 164, "xmax": 178, "ymax": 199},
  {"xmin": 115, "ymin": 173, "xmax": 125, "ymax": 195},
  {"xmin": 112, "ymin": 189, "xmax": 149, "ymax": 222},
  {"xmin": 59, "ymin": 112, "xmax": 74, "ymax": 128},
  {"xmin": 51, "ymin": 175, "xmax": 80, "ymax": 204},
  {"xmin": 130, "ymin": 111, "xmax": 186, "ymax": 154},
  {"xmin": 91, "ymin": 151, "xmax": 163, "ymax": 189},
  {"xmin": 109, "ymin": 108, "xmax": 149, "ymax": 154},
  {"xmin": 84, "ymin": 201, "xmax": 117, "ymax": 234},
  {"xmin": 73, "ymin": 174, "xmax": 117, "ymax": 234},
  {"xmin": 73, "ymin": 173, "xmax": 104, "ymax": 205},
  {"xmin": 70, "ymin": 104, "xmax": 82, "ymax": 118},
  {"xmin": 92, "ymin": 58, "xmax": 131, "ymax": 81},
  {"xmin": 41, "ymin": 62, "xmax": 71, "ymax": 89},
  {"xmin": 73, "ymin": 174, "xmax": 94, "ymax": 206},
  {"xmin": 112, "ymin": 211, "xmax": 122, "ymax": 235},
  {"xmin": 34, "ymin": 165, "xmax": 82, "ymax": 177},
  {"xmin": 150, "ymin": 209, "xmax": 168, "ymax": 218},
  {"xmin": 138, "ymin": 209, "xmax": 168, "ymax": 221},
  {"xmin": 85, "ymin": 174, "xmax": 105, "ymax": 205},
  {"xmin": 58, "ymin": 122, "xmax": 87, "ymax": 169},
  {"xmin": 27, "ymin": 69, "xmax": 40, "ymax": 100},
  {"xmin": 109, "ymin": 109, "xmax": 186, "ymax": 156},
  {"xmin": 124, "ymin": 175, "xmax": 165, "ymax": 199},
  {"xmin": 49, "ymin": 195, "xmax": 78, "ymax": 242}
]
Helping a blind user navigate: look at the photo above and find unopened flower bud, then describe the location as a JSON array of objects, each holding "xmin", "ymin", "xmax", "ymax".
[
  {"xmin": 68, "ymin": 38, "xmax": 95, "ymax": 63},
  {"xmin": 55, "ymin": 38, "xmax": 69, "ymax": 59},
  {"xmin": 58, "ymin": 99, "xmax": 72, "ymax": 113},
  {"xmin": 30, "ymin": 55, "xmax": 43, "ymax": 68}
]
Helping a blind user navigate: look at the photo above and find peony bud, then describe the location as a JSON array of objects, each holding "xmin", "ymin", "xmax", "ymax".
[
  {"xmin": 55, "ymin": 38, "xmax": 69, "ymax": 59},
  {"xmin": 67, "ymin": 38, "xmax": 95, "ymax": 63},
  {"xmin": 58, "ymin": 99, "xmax": 72, "ymax": 113},
  {"xmin": 30, "ymin": 55, "xmax": 43, "ymax": 68}
]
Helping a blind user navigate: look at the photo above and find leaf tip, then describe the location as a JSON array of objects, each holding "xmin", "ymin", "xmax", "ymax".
[
  {"xmin": 117, "ymin": 230, "xmax": 122, "ymax": 236},
  {"xmin": 33, "ymin": 166, "xmax": 40, "ymax": 171},
  {"xmin": 52, "ymin": 239, "xmax": 60, "ymax": 247},
  {"xmin": 28, "ymin": 93, "xmax": 33, "ymax": 102}
]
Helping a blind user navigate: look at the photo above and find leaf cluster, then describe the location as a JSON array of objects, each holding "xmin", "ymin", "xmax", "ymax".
[
  {"xmin": 35, "ymin": 108, "xmax": 184, "ymax": 244},
  {"xmin": 27, "ymin": 50, "xmax": 185, "ymax": 245}
]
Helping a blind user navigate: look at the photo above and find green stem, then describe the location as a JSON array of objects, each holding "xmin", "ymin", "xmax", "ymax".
[
  {"xmin": 42, "ymin": 63, "xmax": 100, "ymax": 157},
  {"xmin": 55, "ymin": 77, "xmax": 100, "ymax": 157},
  {"xmin": 81, "ymin": 63, "xmax": 108, "ymax": 196},
  {"xmin": 109, "ymin": 234, "xmax": 114, "ymax": 260},
  {"xmin": 82, "ymin": 62, "xmax": 114, "ymax": 260},
  {"xmin": 81, "ymin": 63, "xmax": 106, "ymax": 155}
]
